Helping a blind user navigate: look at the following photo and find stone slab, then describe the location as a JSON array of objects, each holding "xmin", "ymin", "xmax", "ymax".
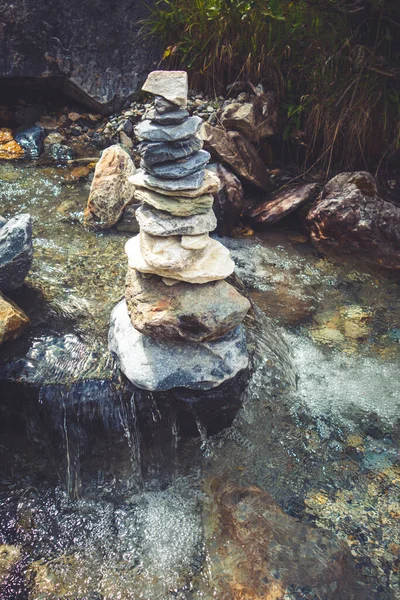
[
  {"xmin": 134, "ymin": 188, "xmax": 214, "ymax": 217},
  {"xmin": 135, "ymin": 116, "xmax": 202, "ymax": 142},
  {"xmin": 135, "ymin": 204, "xmax": 217, "ymax": 236},
  {"xmin": 139, "ymin": 136, "xmax": 203, "ymax": 166},
  {"xmin": 130, "ymin": 168, "xmax": 220, "ymax": 197},
  {"xmin": 142, "ymin": 70, "xmax": 188, "ymax": 108},
  {"xmin": 142, "ymin": 150, "xmax": 211, "ymax": 180}
]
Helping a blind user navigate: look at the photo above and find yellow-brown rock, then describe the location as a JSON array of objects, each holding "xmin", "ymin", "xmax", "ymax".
[
  {"xmin": 0, "ymin": 137, "xmax": 25, "ymax": 160},
  {"xmin": 0, "ymin": 128, "xmax": 13, "ymax": 143},
  {"xmin": 0, "ymin": 293, "xmax": 30, "ymax": 345}
]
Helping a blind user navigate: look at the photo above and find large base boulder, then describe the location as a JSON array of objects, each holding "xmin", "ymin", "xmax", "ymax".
[
  {"xmin": 306, "ymin": 172, "xmax": 400, "ymax": 269},
  {"xmin": 108, "ymin": 300, "xmax": 249, "ymax": 391},
  {"xmin": 0, "ymin": 214, "xmax": 33, "ymax": 292}
]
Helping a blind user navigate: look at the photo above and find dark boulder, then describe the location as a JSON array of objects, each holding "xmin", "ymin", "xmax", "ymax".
[
  {"xmin": 307, "ymin": 172, "xmax": 400, "ymax": 269},
  {"xmin": 15, "ymin": 125, "xmax": 45, "ymax": 158},
  {"xmin": 0, "ymin": 214, "xmax": 33, "ymax": 292},
  {"xmin": 0, "ymin": 0, "xmax": 162, "ymax": 113}
]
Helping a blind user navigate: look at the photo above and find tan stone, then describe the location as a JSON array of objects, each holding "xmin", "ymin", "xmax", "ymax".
[
  {"xmin": 129, "ymin": 168, "xmax": 220, "ymax": 197},
  {"xmin": 0, "ymin": 128, "xmax": 14, "ymax": 143},
  {"xmin": 0, "ymin": 293, "xmax": 30, "ymax": 345},
  {"xmin": 181, "ymin": 233, "xmax": 209, "ymax": 250},
  {"xmin": 142, "ymin": 70, "xmax": 188, "ymax": 107},
  {"xmin": 0, "ymin": 139, "xmax": 25, "ymax": 160},
  {"xmin": 125, "ymin": 235, "xmax": 235, "ymax": 284},
  {"xmin": 221, "ymin": 101, "xmax": 275, "ymax": 142},
  {"xmin": 140, "ymin": 230, "xmax": 205, "ymax": 271},
  {"xmin": 84, "ymin": 144, "xmax": 136, "ymax": 229}
]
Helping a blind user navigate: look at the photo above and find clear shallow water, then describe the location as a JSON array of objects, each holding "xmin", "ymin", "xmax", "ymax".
[{"xmin": 0, "ymin": 164, "xmax": 399, "ymax": 599}]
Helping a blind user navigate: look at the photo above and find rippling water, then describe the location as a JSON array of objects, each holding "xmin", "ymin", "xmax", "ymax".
[{"xmin": 0, "ymin": 164, "xmax": 399, "ymax": 599}]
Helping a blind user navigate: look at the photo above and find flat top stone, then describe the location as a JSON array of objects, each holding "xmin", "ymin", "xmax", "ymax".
[
  {"xmin": 135, "ymin": 204, "xmax": 217, "ymax": 236},
  {"xmin": 142, "ymin": 71, "xmax": 188, "ymax": 108},
  {"xmin": 135, "ymin": 116, "xmax": 202, "ymax": 143},
  {"xmin": 130, "ymin": 168, "xmax": 220, "ymax": 197}
]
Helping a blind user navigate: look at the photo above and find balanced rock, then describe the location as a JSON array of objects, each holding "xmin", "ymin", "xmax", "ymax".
[
  {"xmin": 0, "ymin": 214, "xmax": 33, "ymax": 292},
  {"xmin": 136, "ymin": 205, "xmax": 216, "ymax": 236},
  {"xmin": 142, "ymin": 150, "xmax": 211, "ymax": 179},
  {"xmin": 139, "ymin": 137, "xmax": 202, "ymax": 166},
  {"xmin": 135, "ymin": 168, "xmax": 205, "ymax": 192},
  {"xmin": 125, "ymin": 234, "xmax": 235, "ymax": 283},
  {"xmin": 130, "ymin": 169, "xmax": 220, "ymax": 197},
  {"xmin": 134, "ymin": 188, "xmax": 214, "ymax": 217},
  {"xmin": 140, "ymin": 230, "xmax": 205, "ymax": 271},
  {"xmin": 154, "ymin": 95, "xmax": 181, "ymax": 114},
  {"xmin": 84, "ymin": 145, "xmax": 136, "ymax": 229},
  {"xmin": 147, "ymin": 108, "xmax": 189, "ymax": 125},
  {"xmin": 0, "ymin": 293, "xmax": 30, "ymax": 345},
  {"xmin": 125, "ymin": 269, "xmax": 251, "ymax": 342},
  {"xmin": 135, "ymin": 116, "xmax": 202, "ymax": 143},
  {"xmin": 142, "ymin": 71, "xmax": 188, "ymax": 108},
  {"xmin": 180, "ymin": 233, "xmax": 209, "ymax": 250},
  {"xmin": 109, "ymin": 300, "xmax": 248, "ymax": 391}
]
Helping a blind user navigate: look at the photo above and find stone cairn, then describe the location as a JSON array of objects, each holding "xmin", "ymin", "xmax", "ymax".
[{"xmin": 109, "ymin": 71, "xmax": 251, "ymax": 392}]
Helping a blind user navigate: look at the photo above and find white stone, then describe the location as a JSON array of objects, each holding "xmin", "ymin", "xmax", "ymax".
[
  {"xmin": 181, "ymin": 233, "xmax": 209, "ymax": 250},
  {"xmin": 125, "ymin": 234, "xmax": 235, "ymax": 284},
  {"xmin": 142, "ymin": 71, "xmax": 188, "ymax": 108},
  {"xmin": 139, "ymin": 231, "xmax": 203, "ymax": 271}
]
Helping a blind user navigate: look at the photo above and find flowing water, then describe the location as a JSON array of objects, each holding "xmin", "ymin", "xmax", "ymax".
[{"xmin": 0, "ymin": 163, "xmax": 399, "ymax": 599}]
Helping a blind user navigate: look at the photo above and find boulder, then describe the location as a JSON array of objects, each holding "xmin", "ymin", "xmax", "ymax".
[
  {"xmin": 108, "ymin": 300, "xmax": 249, "ymax": 391},
  {"xmin": 134, "ymin": 188, "xmax": 214, "ymax": 217},
  {"xmin": 134, "ymin": 116, "xmax": 202, "ymax": 143},
  {"xmin": 142, "ymin": 150, "xmax": 210, "ymax": 179},
  {"xmin": 0, "ymin": 214, "xmax": 33, "ymax": 292},
  {"xmin": 204, "ymin": 479, "xmax": 366, "ymax": 600},
  {"xmin": 220, "ymin": 101, "xmax": 275, "ymax": 142},
  {"xmin": 0, "ymin": 0, "xmax": 161, "ymax": 112},
  {"xmin": 125, "ymin": 234, "xmax": 235, "ymax": 284},
  {"xmin": 84, "ymin": 145, "xmax": 136, "ymax": 229},
  {"xmin": 15, "ymin": 125, "xmax": 45, "ymax": 158},
  {"xmin": 139, "ymin": 136, "xmax": 202, "ymax": 166},
  {"xmin": 208, "ymin": 163, "xmax": 244, "ymax": 236},
  {"xmin": 125, "ymin": 269, "xmax": 250, "ymax": 343},
  {"xmin": 140, "ymin": 231, "xmax": 205, "ymax": 271},
  {"xmin": 306, "ymin": 172, "xmax": 400, "ymax": 269},
  {"xmin": 249, "ymin": 182, "xmax": 320, "ymax": 225},
  {"xmin": 201, "ymin": 123, "xmax": 271, "ymax": 191},
  {"xmin": 130, "ymin": 168, "xmax": 220, "ymax": 197},
  {"xmin": 135, "ymin": 205, "xmax": 217, "ymax": 236},
  {"xmin": 0, "ymin": 293, "xmax": 30, "ymax": 345},
  {"xmin": 142, "ymin": 71, "xmax": 188, "ymax": 108}
]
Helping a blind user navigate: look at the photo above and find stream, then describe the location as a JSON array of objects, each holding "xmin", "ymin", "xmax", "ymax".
[{"xmin": 0, "ymin": 162, "xmax": 399, "ymax": 599}]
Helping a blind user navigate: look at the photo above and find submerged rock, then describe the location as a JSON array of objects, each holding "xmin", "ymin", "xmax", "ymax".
[
  {"xmin": 109, "ymin": 300, "xmax": 249, "ymax": 391},
  {"xmin": 84, "ymin": 144, "xmax": 136, "ymax": 229},
  {"xmin": 0, "ymin": 214, "xmax": 33, "ymax": 292},
  {"xmin": 142, "ymin": 71, "xmax": 188, "ymax": 108},
  {"xmin": 139, "ymin": 137, "xmax": 202, "ymax": 166},
  {"xmin": 204, "ymin": 478, "xmax": 365, "ymax": 600},
  {"xmin": 47, "ymin": 142, "xmax": 75, "ymax": 162},
  {"xmin": 0, "ymin": 293, "xmax": 30, "ymax": 345},
  {"xmin": 307, "ymin": 172, "xmax": 400, "ymax": 269},
  {"xmin": 0, "ymin": 131, "xmax": 24, "ymax": 160},
  {"xmin": 135, "ymin": 205, "xmax": 217, "ymax": 236},
  {"xmin": 135, "ymin": 116, "xmax": 202, "ymax": 143},
  {"xmin": 125, "ymin": 234, "xmax": 235, "ymax": 284},
  {"xmin": 134, "ymin": 187, "xmax": 214, "ymax": 217},
  {"xmin": 15, "ymin": 125, "xmax": 45, "ymax": 158},
  {"xmin": 125, "ymin": 269, "xmax": 250, "ymax": 342}
]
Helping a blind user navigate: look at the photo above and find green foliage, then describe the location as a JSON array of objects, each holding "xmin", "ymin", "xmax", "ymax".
[{"xmin": 142, "ymin": 0, "xmax": 400, "ymax": 173}]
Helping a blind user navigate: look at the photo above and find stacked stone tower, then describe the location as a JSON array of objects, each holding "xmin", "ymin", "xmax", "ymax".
[{"xmin": 109, "ymin": 71, "xmax": 250, "ymax": 392}]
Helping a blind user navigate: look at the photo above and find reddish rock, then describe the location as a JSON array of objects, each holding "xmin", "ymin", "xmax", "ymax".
[
  {"xmin": 0, "ymin": 293, "xmax": 30, "ymax": 345},
  {"xmin": 204, "ymin": 479, "xmax": 365, "ymax": 600},
  {"xmin": 208, "ymin": 163, "xmax": 244, "ymax": 236},
  {"xmin": 249, "ymin": 183, "xmax": 320, "ymax": 225},
  {"xmin": 201, "ymin": 123, "xmax": 271, "ymax": 191},
  {"xmin": 307, "ymin": 171, "xmax": 400, "ymax": 269}
]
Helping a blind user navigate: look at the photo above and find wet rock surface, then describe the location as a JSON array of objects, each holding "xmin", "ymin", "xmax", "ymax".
[
  {"xmin": 15, "ymin": 125, "xmax": 45, "ymax": 159},
  {"xmin": 307, "ymin": 172, "xmax": 400, "ymax": 269},
  {"xmin": 109, "ymin": 300, "xmax": 249, "ymax": 391},
  {"xmin": 0, "ymin": 214, "xmax": 33, "ymax": 292},
  {"xmin": 125, "ymin": 269, "xmax": 250, "ymax": 343},
  {"xmin": 0, "ymin": 293, "xmax": 30, "ymax": 345}
]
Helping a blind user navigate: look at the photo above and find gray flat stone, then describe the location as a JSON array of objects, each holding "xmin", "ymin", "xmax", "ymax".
[
  {"xmin": 139, "ymin": 169, "xmax": 206, "ymax": 191},
  {"xmin": 135, "ymin": 204, "xmax": 217, "ymax": 236},
  {"xmin": 0, "ymin": 214, "xmax": 33, "ymax": 292},
  {"xmin": 135, "ymin": 116, "xmax": 202, "ymax": 142},
  {"xmin": 139, "ymin": 137, "xmax": 203, "ymax": 166},
  {"xmin": 130, "ymin": 169, "xmax": 220, "ymax": 197},
  {"xmin": 109, "ymin": 300, "xmax": 249, "ymax": 391},
  {"xmin": 154, "ymin": 96, "xmax": 180, "ymax": 114},
  {"xmin": 148, "ymin": 108, "xmax": 189, "ymax": 125},
  {"xmin": 142, "ymin": 150, "xmax": 211, "ymax": 180}
]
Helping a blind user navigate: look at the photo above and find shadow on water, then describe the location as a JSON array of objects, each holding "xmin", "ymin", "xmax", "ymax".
[{"xmin": 0, "ymin": 164, "xmax": 399, "ymax": 598}]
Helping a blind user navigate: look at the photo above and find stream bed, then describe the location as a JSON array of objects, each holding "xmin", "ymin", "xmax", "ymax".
[{"xmin": 0, "ymin": 163, "xmax": 399, "ymax": 599}]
